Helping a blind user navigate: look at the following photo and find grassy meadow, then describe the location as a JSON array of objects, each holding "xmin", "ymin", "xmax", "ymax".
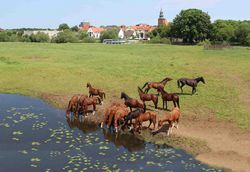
[{"xmin": 0, "ymin": 42, "xmax": 250, "ymax": 128}]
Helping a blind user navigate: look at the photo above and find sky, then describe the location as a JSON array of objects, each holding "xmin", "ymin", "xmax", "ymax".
[{"xmin": 0, "ymin": 0, "xmax": 249, "ymax": 29}]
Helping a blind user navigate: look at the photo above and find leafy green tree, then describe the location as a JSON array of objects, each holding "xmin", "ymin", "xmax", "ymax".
[
  {"xmin": 100, "ymin": 29, "xmax": 118, "ymax": 42},
  {"xmin": 0, "ymin": 32, "xmax": 9, "ymax": 42},
  {"xmin": 58, "ymin": 23, "xmax": 70, "ymax": 31},
  {"xmin": 148, "ymin": 25, "xmax": 171, "ymax": 38},
  {"xmin": 245, "ymin": 33, "xmax": 250, "ymax": 46},
  {"xmin": 30, "ymin": 32, "xmax": 50, "ymax": 42},
  {"xmin": 171, "ymin": 9, "xmax": 212, "ymax": 43},
  {"xmin": 211, "ymin": 20, "xmax": 236, "ymax": 42},
  {"xmin": 78, "ymin": 30, "xmax": 89, "ymax": 40},
  {"xmin": 71, "ymin": 25, "xmax": 79, "ymax": 32},
  {"xmin": 235, "ymin": 22, "xmax": 250, "ymax": 45},
  {"xmin": 52, "ymin": 30, "xmax": 78, "ymax": 43}
]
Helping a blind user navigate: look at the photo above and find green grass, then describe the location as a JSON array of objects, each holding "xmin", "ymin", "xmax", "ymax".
[{"xmin": 0, "ymin": 42, "xmax": 250, "ymax": 128}]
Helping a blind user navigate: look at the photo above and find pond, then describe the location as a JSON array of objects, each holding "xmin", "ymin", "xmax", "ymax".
[{"xmin": 0, "ymin": 94, "xmax": 223, "ymax": 172}]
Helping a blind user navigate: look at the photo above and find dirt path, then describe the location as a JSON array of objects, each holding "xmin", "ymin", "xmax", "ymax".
[{"xmin": 175, "ymin": 116, "xmax": 250, "ymax": 172}]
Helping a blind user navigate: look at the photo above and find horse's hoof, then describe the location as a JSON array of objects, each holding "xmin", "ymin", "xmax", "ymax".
[{"xmin": 92, "ymin": 111, "xmax": 95, "ymax": 115}]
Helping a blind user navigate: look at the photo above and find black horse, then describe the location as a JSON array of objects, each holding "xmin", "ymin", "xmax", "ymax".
[
  {"xmin": 121, "ymin": 108, "xmax": 144, "ymax": 130},
  {"xmin": 177, "ymin": 77, "xmax": 205, "ymax": 94}
]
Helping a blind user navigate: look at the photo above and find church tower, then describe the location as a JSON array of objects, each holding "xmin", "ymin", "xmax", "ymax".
[{"xmin": 158, "ymin": 9, "xmax": 168, "ymax": 26}]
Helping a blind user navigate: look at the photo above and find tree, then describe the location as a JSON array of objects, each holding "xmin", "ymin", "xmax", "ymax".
[
  {"xmin": 30, "ymin": 32, "xmax": 50, "ymax": 42},
  {"xmin": 52, "ymin": 30, "xmax": 78, "ymax": 43},
  {"xmin": 0, "ymin": 31, "xmax": 9, "ymax": 42},
  {"xmin": 78, "ymin": 30, "xmax": 88, "ymax": 40},
  {"xmin": 148, "ymin": 25, "xmax": 171, "ymax": 38},
  {"xmin": 245, "ymin": 33, "xmax": 250, "ymax": 46},
  {"xmin": 235, "ymin": 22, "xmax": 250, "ymax": 45},
  {"xmin": 100, "ymin": 29, "xmax": 118, "ymax": 42},
  {"xmin": 211, "ymin": 20, "xmax": 236, "ymax": 42},
  {"xmin": 171, "ymin": 9, "xmax": 212, "ymax": 43},
  {"xmin": 71, "ymin": 25, "xmax": 79, "ymax": 32},
  {"xmin": 58, "ymin": 23, "xmax": 70, "ymax": 31}
]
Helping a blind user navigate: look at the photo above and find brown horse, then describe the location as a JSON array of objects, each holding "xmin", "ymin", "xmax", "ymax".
[
  {"xmin": 101, "ymin": 103, "xmax": 126, "ymax": 129},
  {"xmin": 142, "ymin": 77, "xmax": 172, "ymax": 93},
  {"xmin": 157, "ymin": 86, "xmax": 180, "ymax": 110},
  {"xmin": 66, "ymin": 95, "xmax": 79, "ymax": 117},
  {"xmin": 121, "ymin": 92, "xmax": 146, "ymax": 112},
  {"xmin": 114, "ymin": 107, "xmax": 129, "ymax": 133},
  {"xmin": 86, "ymin": 82, "xmax": 106, "ymax": 104},
  {"xmin": 158, "ymin": 107, "xmax": 180, "ymax": 136},
  {"xmin": 138, "ymin": 87, "xmax": 158, "ymax": 109},
  {"xmin": 134, "ymin": 111, "xmax": 157, "ymax": 130},
  {"xmin": 77, "ymin": 94, "xmax": 88, "ymax": 115},
  {"xmin": 81, "ymin": 96, "xmax": 101, "ymax": 116},
  {"xmin": 177, "ymin": 77, "xmax": 205, "ymax": 94}
]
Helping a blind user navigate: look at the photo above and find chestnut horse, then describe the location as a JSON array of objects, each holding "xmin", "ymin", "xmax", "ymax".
[
  {"xmin": 80, "ymin": 96, "xmax": 101, "ymax": 116},
  {"xmin": 113, "ymin": 107, "xmax": 129, "ymax": 133},
  {"xmin": 121, "ymin": 108, "xmax": 145, "ymax": 130},
  {"xmin": 142, "ymin": 77, "xmax": 172, "ymax": 93},
  {"xmin": 86, "ymin": 82, "xmax": 106, "ymax": 104},
  {"xmin": 138, "ymin": 87, "xmax": 158, "ymax": 109},
  {"xmin": 157, "ymin": 86, "xmax": 180, "ymax": 110},
  {"xmin": 158, "ymin": 107, "xmax": 180, "ymax": 136},
  {"xmin": 121, "ymin": 92, "xmax": 146, "ymax": 112},
  {"xmin": 66, "ymin": 95, "xmax": 79, "ymax": 117},
  {"xmin": 134, "ymin": 111, "xmax": 157, "ymax": 130},
  {"xmin": 77, "ymin": 94, "xmax": 88, "ymax": 115},
  {"xmin": 177, "ymin": 77, "xmax": 205, "ymax": 94}
]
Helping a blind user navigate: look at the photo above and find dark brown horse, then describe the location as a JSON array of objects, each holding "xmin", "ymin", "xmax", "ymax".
[
  {"xmin": 157, "ymin": 86, "xmax": 180, "ymax": 110},
  {"xmin": 138, "ymin": 87, "xmax": 158, "ymax": 109},
  {"xmin": 66, "ymin": 95, "xmax": 79, "ymax": 117},
  {"xmin": 142, "ymin": 77, "xmax": 172, "ymax": 93},
  {"xmin": 86, "ymin": 82, "xmax": 106, "ymax": 104},
  {"xmin": 121, "ymin": 92, "xmax": 146, "ymax": 112},
  {"xmin": 177, "ymin": 77, "xmax": 205, "ymax": 94}
]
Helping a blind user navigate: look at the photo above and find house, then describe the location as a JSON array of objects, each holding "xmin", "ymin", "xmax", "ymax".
[{"xmin": 87, "ymin": 27, "xmax": 105, "ymax": 39}]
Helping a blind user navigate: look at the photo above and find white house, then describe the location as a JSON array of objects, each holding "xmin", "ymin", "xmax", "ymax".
[{"xmin": 87, "ymin": 27, "xmax": 104, "ymax": 39}]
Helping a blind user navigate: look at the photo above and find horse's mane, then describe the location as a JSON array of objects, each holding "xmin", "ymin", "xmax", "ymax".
[
  {"xmin": 160, "ymin": 77, "xmax": 172, "ymax": 83},
  {"xmin": 121, "ymin": 92, "xmax": 131, "ymax": 99}
]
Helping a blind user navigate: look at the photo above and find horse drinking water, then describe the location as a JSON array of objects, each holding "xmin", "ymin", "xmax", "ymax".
[{"xmin": 177, "ymin": 77, "xmax": 205, "ymax": 94}]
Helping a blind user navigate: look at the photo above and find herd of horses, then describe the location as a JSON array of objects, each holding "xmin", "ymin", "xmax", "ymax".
[{"xmin": 66, "ymin": 77, "xmax": 205, "ymax": 136}]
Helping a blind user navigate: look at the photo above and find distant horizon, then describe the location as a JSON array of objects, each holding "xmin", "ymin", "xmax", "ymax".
[{"xmin": 1, "ymin": 0, "xmax": 249, "ymax": 29}]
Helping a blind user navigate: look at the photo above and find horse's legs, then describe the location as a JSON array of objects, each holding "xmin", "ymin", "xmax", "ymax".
[
  {"xmin": 165, "ymin": 101, "xmax": 168, "ymax": 111},
  {"xmin": 175, "ymin": 118, "xmax": 179, "ymax": 129},
  {"xmin": 173, "ymin": 101, "xmax": 176, "ymax": 108},
  {"xmin": 180, "ymin": 83, "xmax": 184, "ymax": 93},
  {"xmin": 148, "ymin": 120, "xmax": 152, "ymax": 128},
  {"xmin": 162, "ymin": 100, "xmax": 165, "ymax": 110},
  {"xmin": 92, "ymin": 103, "xmax": 96, "ymax": 115},
  {"xmin": 130, "ymin": 107, "xmax": 132, "ymax": 112}
]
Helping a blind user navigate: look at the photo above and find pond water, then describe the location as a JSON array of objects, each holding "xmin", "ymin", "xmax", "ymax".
[{"xmin": 0, "ymin": 94, "xmax": 223, "ymax": 172}]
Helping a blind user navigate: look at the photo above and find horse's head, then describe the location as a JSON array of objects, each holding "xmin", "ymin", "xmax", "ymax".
[
  {"xmin": 200, "ymin": 77, "xmax": 205, "ymax": 84},
  {"xmin": 120, "ymin": 92, "xmax": 125, "ymax": 99},
  {"xmin": 137, "ymin": 87, "xmax": 143, "ymax": 94},
  {"xmin": 86, "ymin": 82, "xmax": 91, "ymax": 88}
]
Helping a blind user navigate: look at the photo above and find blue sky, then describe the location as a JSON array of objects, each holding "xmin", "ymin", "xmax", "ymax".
[{"xmin": 0, "ymin": 0, "xmax": 249, "ymax": 29}]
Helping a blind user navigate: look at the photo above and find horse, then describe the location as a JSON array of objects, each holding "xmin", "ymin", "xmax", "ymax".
[
  {"xmin": 177, "ymin": 77, "xmax": 205, "ymax": 94},
  {"xmin": 157, "ymin": 86, "xmax": 180, "ymax": 110},
  {"xmin": 134, "ymin": 111, "xmax": 157, "ymax": 131},
  {"xmin": 138, "ymin": 86, "xmax": 158, "ymax": 109},
  {"xmin": 86, "ymin": 82, "xmax": 106, "ymax": 104},
  {"xmin": 77, "ymin": 94, "xmax": 88, "ymax": 115},
  {"xmin": 81, "ymin": 96, "xmax": 101, "ymax": 116},
  {"xmin": 121, "ymin": 108, "xmax": 145, "ymax": 130},
  {"xmin": 120, "ymin": 92, "xmax": 146, "ymax": 112},
  {"xmin": 158, "ymin": 107, "xmax": 181, "ymax": 136},
  {"xmin": 101, "ymin": 103, "xmax": 126, "ymax": 129},
  {"xmin": 66, "ymin": 95, "xmax": 79, "ymax": 117},
  {"xmin": 142, "ymin": 77, "xmax": 172, "ymax": 93},
  {"xmin": 113, "ymin": 107, "xmax": 129, "ymax": 133}
]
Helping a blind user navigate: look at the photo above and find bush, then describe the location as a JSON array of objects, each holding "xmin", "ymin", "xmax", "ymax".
[
  {"xmin": 148, "ymin": 37, "xmax": 171, "ymax": 44},
  {"xmin": 30, "ymin": 32, "xmax": 50, "ymax": 42},
  {"xmin": 0, "ymin": 32, "xmax": 10, "ymax": 42},
  {"xmin": 100, "ymin": 29, "xmax": 118, "ymax": 42},
  {"xmin": 197, "ymin": 39, "xmax": 211, "ymax": 46},
  {"xmin": 52, "ymin": 30, "xmax": 78, "ymax": 43},
  {"xmin": 82, "ymin": 37, "xmax": 97, "ymax": 43},
  {"xmin": 246, "ymin": 33, "xmax": 250, "ymax": 46}
]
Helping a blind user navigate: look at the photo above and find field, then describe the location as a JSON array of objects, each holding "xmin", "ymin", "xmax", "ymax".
[
  {"xmin": 0, "ymin": 42, "xmax": 249, "ymax": 127},
  {"xmin": 0, "ymin": 42, "xmax": 250, "ymax": 171}
]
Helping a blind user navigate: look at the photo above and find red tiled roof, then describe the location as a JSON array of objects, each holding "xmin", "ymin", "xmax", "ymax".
[{"xmin": 91, "ymin": 27, "xmax": 105, "ymax": 33}]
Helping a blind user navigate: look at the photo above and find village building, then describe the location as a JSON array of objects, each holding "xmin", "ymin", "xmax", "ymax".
[
  {"xmin": 158, "ymin": 9, "xmax": 169, "ymax": 26},
  {"xmin": 87, "ymin": 27, "xmax": 105, "ymax": 39}
]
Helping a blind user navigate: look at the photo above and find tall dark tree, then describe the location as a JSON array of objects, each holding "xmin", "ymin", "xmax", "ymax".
[
  {"xmin": 58, "ymin": 23, "xmax": 70, "ymax": 31},
  {"xmin": 171, "ymin": 9, "xmax": 212, "ymax": 43},
  {"xmin": 100, "ymin": 29, "xmax": 118, "ymax": 42},
  {"xmin": 71, "ymin": 25, "xmax": 79, "ymax": 32}
]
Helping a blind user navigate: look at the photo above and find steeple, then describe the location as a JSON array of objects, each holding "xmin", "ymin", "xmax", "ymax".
[
  {"xmin": 159, "ymin": 8, "xmax": 164, "ymax": 18},
  {"xmin": 158, "ymin": 9, "xmax": 168, "ymax": 26}
]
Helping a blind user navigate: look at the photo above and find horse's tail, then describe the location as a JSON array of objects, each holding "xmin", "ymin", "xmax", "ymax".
[
  {"xmin": 142, "ymin": 82, "xmax": 148, "ymax": 89},
  {"xmin": 177, "ymin": 79, "xmax": 181, "ymax": 88},
  {"xmin": 97, "ymin": 97, "xmax": 102, "ymax": 104},
  {"xmin": 143, "ymin": 103, "xmax": 146, "ymax": 112}
]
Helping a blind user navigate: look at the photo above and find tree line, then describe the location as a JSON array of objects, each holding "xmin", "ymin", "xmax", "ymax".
[{"xmin": 0, "ymin": 8, "xmax": 249, "ymax": 46}]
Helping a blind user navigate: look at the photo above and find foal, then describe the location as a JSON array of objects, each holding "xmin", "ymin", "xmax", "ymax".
[
  {"xmin": 157, "ymin": 86, "xmax": 180, "ymax": 110},
  {"xmin": 66, "ymin": 95, "xmax": 79, "ymax": 117},
  {"xmin": 177, "ymin": 77, "xmax": 205, "ymax": 94},
  {"xmin": 138, "ymin": 87, "xmax": 158, "ymax": 109},
  {"xmin": 121, "ymin": 92, "xmax": 146, "ymax": 112},
  {"xmin": 158, "ymin": 107, "xmax": 181, "ymax": 136},
  {"xmin": 86, "ymin": 82, "xmax": 106, "ymax": 104}
]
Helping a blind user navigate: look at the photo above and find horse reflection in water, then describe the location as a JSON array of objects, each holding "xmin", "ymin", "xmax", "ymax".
[
  {"xmin": 102, "ymin": 128, "xmax": 145, "ymax": 152},
  {"xmin": 66, "ymin": 116, "xmax": 99, "ymax": 134}
]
